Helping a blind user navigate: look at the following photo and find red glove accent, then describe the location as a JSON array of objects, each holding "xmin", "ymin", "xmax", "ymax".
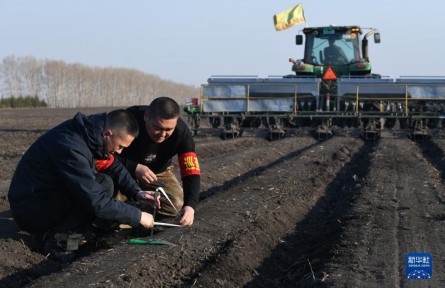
[
  {"xmin": 96, "ymin": 154, "xmax": 115, "ymax": 172},
  {"xmin": 178, "ymin": 152, "xmax": 201, "ymax": 178}
]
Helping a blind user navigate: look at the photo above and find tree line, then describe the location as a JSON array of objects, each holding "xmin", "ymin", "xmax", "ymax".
[
  {"xmin": 0, "ymin": 96, "xmax": 47, "ymax": 108},
  {"xmin": 0, "ymin": 56, "xmax": 199, "ymax": 108}
]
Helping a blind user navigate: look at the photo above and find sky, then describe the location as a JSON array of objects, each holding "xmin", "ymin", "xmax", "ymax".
[{"xmin": 0, "ymin": 0, "xmax": 443, "ymax": 87}]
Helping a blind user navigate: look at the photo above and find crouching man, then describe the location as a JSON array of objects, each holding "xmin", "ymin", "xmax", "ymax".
[
  {"xmin": 119, "ymin": 97, "xmax": 201, "ymax": 226},
  {"xmin": 8, "ymin": 109, "xmax": 160, "ymax": 263}
]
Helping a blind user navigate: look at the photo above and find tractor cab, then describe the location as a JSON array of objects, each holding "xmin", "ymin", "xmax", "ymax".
[{"xmin": 291, "ymin": 26, "xmax": 380, "ymax": 78}]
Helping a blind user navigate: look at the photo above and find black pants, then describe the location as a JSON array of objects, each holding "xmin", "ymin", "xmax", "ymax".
[{"xmin": 12, "ymin": 173, "xmax": 114, "ymax": 235}]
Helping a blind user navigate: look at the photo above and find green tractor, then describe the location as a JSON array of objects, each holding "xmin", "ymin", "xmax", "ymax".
[
  {"xmin": 290, "ymin": 25, "xmax": 380, "ymax": 79},
  {"xmin": 287, "ymin": 25, "xmax": 382, "ymax": 138}
]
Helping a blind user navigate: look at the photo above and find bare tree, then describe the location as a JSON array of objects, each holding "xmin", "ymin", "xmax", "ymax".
[
  {"xmin": 2, "ymin": 56, "xmax": 22, "ymax": 97},
  {"xmin": 20, "ymin": 56, "xmax": 42, "ymax": 98}
]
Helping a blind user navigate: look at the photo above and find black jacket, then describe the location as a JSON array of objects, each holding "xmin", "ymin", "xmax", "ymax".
[
  {"xmin": 120, "ymin": 106, "xmax": 200, "ymax": 209},
  {"xmin": 8, "ymin": 112, "xmax": 142, "ymax": 227}
]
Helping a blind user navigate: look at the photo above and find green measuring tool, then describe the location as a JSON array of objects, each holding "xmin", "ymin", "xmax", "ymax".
[{"xmin": 127, "ymin": 238, "xmax": 174, "ymax": 246}]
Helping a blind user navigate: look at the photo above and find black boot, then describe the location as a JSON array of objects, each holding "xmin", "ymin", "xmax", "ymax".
[{"xmin": 42, "ymin": 231, "xmax": 83, "ymax": 263}]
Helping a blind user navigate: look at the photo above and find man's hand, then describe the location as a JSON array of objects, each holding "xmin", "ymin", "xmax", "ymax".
[
  {"xmin": 177, "ymin": 206, "xmax": 195, "ymax": 226},
  {"xmin": 135, "ymin": 164, "xmax": 157, "ymax": 183},
  {"xmin": 140, "ymin": 211, "xmax": 155, "ymax": 229},
  {"xmin": 136, "ymin": 190, "xmax": 161, "ymax": 209}
]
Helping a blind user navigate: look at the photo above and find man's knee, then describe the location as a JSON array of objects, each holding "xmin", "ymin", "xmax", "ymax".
[{"xmin": 95, "ymin": 173, "xmax": 114, "ymax": 197}]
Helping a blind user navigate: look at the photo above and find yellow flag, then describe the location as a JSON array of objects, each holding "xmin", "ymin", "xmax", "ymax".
[{"xmin": 274, "ymin": 3, "xmax": 306, "ymax": 31}]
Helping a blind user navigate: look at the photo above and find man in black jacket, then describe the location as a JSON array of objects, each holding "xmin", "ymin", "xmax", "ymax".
[
  {"xmin": 8, "ymin": 109, "xmax": 159, "ymax": 262},
  {"xmin": 120, "ymin": 97, "xmax": 200, "ymax": 226}
]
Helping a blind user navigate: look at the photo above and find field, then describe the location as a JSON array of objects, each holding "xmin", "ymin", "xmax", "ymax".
[{"xmin": 1, "ymin": 108, "xmax": 445, "ymax": 287}]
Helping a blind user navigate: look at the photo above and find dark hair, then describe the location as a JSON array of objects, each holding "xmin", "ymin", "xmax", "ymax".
[
  {"xmin": 105, "ymin": 109, "xmax": 139, "ymax": 138},
  {"xmin": 148, "ymin": 97, "xmax": 180, "ymax": 120}
]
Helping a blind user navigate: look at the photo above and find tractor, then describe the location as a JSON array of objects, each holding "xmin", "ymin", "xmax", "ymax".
[{"xmin": 185, "ymin": 25, "xmax": 445, "ymax": 141}]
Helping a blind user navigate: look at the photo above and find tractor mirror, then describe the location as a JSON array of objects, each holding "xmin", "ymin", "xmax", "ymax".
[
  {"xmin": 374, "ymin": 33, "xmax": 381, "ymax": 44},
  {"xmin": 296, "ymin": 35, "xmax": 303, "ymax": 45}
]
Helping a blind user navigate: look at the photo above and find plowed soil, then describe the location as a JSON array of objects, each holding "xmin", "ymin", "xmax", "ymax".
[{"xmin": 1, "ymin": 108, "xmax": 445, "ymax": 287}]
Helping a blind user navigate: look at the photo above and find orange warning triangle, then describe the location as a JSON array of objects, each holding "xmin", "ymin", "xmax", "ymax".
[{"xmin": 323, "ymin": 66, "xmax": 337, "ymax": 80}]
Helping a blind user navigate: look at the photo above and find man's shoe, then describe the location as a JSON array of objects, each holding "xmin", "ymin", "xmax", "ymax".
[{"xmin": 42, "ymin": 232, "xmax": 83, "ymax": 263}]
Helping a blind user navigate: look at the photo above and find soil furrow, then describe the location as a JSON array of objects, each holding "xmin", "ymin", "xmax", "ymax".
[
  {"xmin": 190, "ymin": 137, "xmax": 367, "ymax": 287},
  {"xmin": 197, "ymin": 137, "xmax": 319, "ymax": 199},
  {"xmin": 242, "ymin": 138, "xmax": 373, "ymax": 287},
  {"xmin": 325, "ymin": 138, "xmax": 445, "ymax": 287}
]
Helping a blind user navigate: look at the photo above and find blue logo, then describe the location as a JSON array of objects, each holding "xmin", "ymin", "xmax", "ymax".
[{"xmin": 406, "ymin": 253, "xmax": 432, "ymax": 279}]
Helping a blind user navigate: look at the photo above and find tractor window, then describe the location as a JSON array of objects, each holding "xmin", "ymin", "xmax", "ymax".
[{"xmin": 304, "ymin": 31, "xmax": 361, "ymax": 66}]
